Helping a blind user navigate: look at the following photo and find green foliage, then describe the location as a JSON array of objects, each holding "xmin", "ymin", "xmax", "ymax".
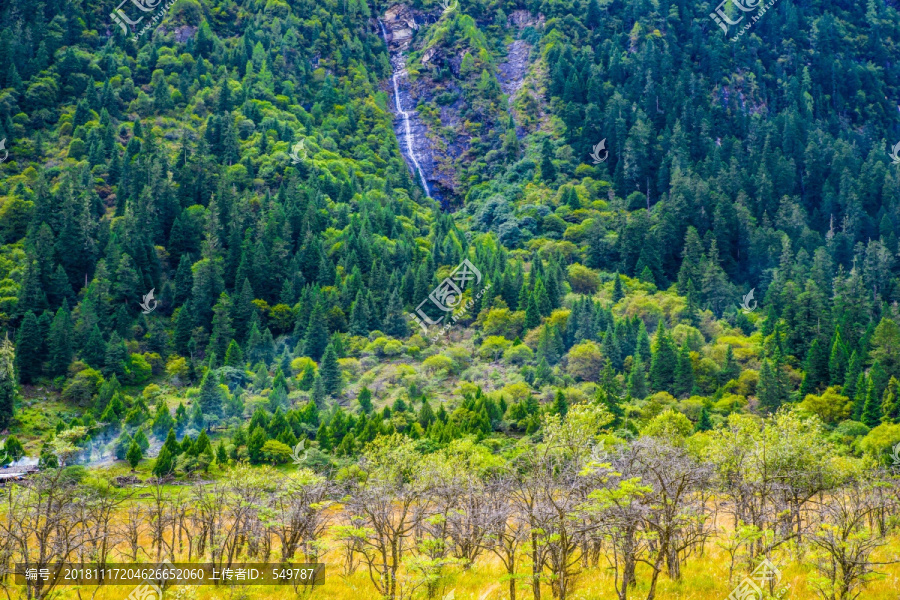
[
  {"xmin": 2, "ymin": 434, "xmax": 24, "ymax": 463},
  {"xmin": 15, "ymin": 312, "xmax": 42, "ymax": 384},
  {"xmin": 0, "ymin": 335, "xmax": 17, "ymax": 428},
  {"xmin": 198, "ymin": 369, "xmax": 223, "ymax": 417},
  {"xmin": 126, "ymin": 440, "xmax": 143, "ymax": 470},
  {"xmin": 320, "ymin": 344, "xmax": 341, "ymax": 397},
  {"xmin": 153, "ymin": 446, "xmax": 175, "ymax": 477}
]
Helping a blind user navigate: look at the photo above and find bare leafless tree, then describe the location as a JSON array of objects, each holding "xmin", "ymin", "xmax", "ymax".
[
  {"xmin": 808, "ymin": 481, "xmax": 897, "ymax": 600},
  {"xmin": 484, "ymin": 477, "xmax": 527, "ymax": 600},
  {"xmin": 344, "ymin": 436, "xmax": 429, "ymax": 600},
  {"xmin": 117, "ymin": 502, "xmax": 147, "ymax": 562},
  {"xmin": 267, "ymin": 472, "xmax": 332, "ymax": 561},
  {"xmin": 0, "ymin": 469, "xmax": 99, "ymax": 599},
  {"xmin": 630, "ymin": 438, "xmax": 712, "ymax": 583}
]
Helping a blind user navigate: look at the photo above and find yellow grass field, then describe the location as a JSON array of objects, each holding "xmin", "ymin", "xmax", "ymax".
[{"xmin": 6, "ymin": 530, "xmax": 900, "ymax": 600}]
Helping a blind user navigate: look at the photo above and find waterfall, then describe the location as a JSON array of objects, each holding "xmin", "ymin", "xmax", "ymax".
[{"xmin": 378, "ymin": 20, "xmax": 431, "ymax": 198}]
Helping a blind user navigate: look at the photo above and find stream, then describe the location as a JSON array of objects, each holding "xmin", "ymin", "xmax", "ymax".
[{"xmin": 378, "ymin": 20, "xmax": 432, "ymax": 198}]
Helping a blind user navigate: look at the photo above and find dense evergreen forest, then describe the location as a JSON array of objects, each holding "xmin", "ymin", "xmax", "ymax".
[{"xmin": 3, "ymin": 0, "xmax": 900, "ymax": 598}]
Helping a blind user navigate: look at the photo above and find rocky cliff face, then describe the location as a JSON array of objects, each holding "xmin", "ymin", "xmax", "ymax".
[
  {"xmin": 378, "ymin": 4, "xmax": 543, "ymax": 207},
  {"xmin": 379, "ymin": 6, "xmax": 441, "ymax": 204},
  {"xmin": 382, "ymin": 4, "xmax": 420, "ymax": 51}
]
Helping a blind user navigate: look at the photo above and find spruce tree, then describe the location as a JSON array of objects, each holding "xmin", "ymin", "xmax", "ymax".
[
  {"xmin": 303, "ymin": 303, "xmax": 329, "ymax": 361},
  {"xmin": 358, "ymin": 386, "xmax": 373, "ymax": 413},
  {"xmin": 525, "ymin": 292, "xmax": 541, "ymax": 329},
  {"xmin": 298, "ymin": 362, "xmax": 316, "ymax": 391},
  {"xmin": 383, "ymin": 291, "xmax": 409, "ymax": 338},
  {"xmin": 800, "ymin": 339, "xmax": 829, "ymax": 395},
  {"xmin": 828, "ymin": 330, "xmax": 849, "ymax": 386},
  {"xmin": 126, "ymin": 440, "xmax": 143, "ymax": 471},
  {"xmin": 190, "ymin": 401, "xmax": 204, "ymax": 428},
  {"xmin": 152, "ymin": 403, "xmax": 175, "ymax": 437},
  {"xmin": 843, "ymin": 351, "xmax": 862, "ymax": 398},
  {"xmin": 852, "ymin": 373, "xmax": 867, "ymax": 421},
  {"xmin": 540, "ymin": 138, "xmax": 557, "ymax": 182},
  {"xmin": 535, "ymin": 357, "xmax": 553, "ymax": 384},
  {"xmin": 636, "ymin": 322, "xmax": 652, "ymax": 361},
  {"xmin": 216, "ymin": 442, "xmax": 228, "ymax": 464},
  {"xmin": 232, "ymin": 278, "xmax": 254, "ymax": 342},
  {"xmin": 869, "ymin": 361, "xmax": 890, "ymax": 405},
  {"xmin": 0, "ymin": 335, "xmax": 18, "ymax": 429},
  {"xmin": 684, "ymin": 279, "xmax": 699, "ymax": 326},
  {"xmin": 673, "ymin": 345, "xmax": 694, "ymax": 398},
  {"xmin": 536, "ymin": 325, "xmax": 563, "ymax": 365},
  {"xmin": 134, "ymin": 429, "xmax": 150, "ymax": 451},
  {"xmin": 320, "ymin": 344, "xmax": 342, "ymax": 397},
  {"xmin": 173, "ymin": 254, "xmax": 194, "ymax": 307},
  {"xmin": 316, "ymin": 422, "xmax": 334, "ymax": 453},
  {"xmin": 612, "ymin": 273, "xmax": 624, "ymax": 302},
  {"xmin": 173, "ymin": 305, "xmax": 193, "ymax": 355},
  {"xmin": 757, "ymin": 360, "xmax": 778, "ymax": 413},
  {"xmin": 719, "ymin": 345, "xmax": 740, "ymax": 386},
  {"xmin": 162, "ymin": 428, "xmax": 179, "ymax": 456},
  {"xmin": 14, "ymin": 312, "xmax": 42, "ymax": 384},
  {"xmin": 104, "ymin": 332, "xmax": 128, "ymax": 379},
  {"xmin": 695, "ymin": 407, "xmax": 712, "ymax": 432},
  {"xmin": 272, "ymin": 367, "xmax": 289, "ymax": 396},
  {"xmin": 598, "ymin": 362, "xmax": 624, "ymax": 426},
  {"xmin": 649, "ymin": 323, "xmax": 677, "ymax": 393},
  {"xmin": 677, "ymin": 227, "xmax": 704, "ymax": 294},
  {"xmin": 881, "ymin": 377, "xmax": 900, "ymax": 424},
  {"xmin": 418, "ymin": 398, "xmax": 435, "ymax": 427},
  {"xmin": 248, "ymin": 426, "xmax": 268, "ymax": 464},
  {"xmin": 83, "ymin": 325, "xmax": 107, "ymax": 368},
  {"xmin": 550, "ymin": 389, "xmax": 568, "ymax": 417},
  {"xmin": 224, "ymin": 339, "xmax": 244, "ymax": 368},
  {"xmin": 311, "ymin": 374, "xmax": 326, "ymax": 407},
  {"xmin": 196, "ymin": 429, "xmax": 212, "ymax": 454},
  {"xmin": 533, "ymin": 279, "xmax": 552, "ymax": 317},
  {"xmin": 152, "ymin": 446, "xmax": 175, "ymax": 477},
  {"xmin": 862, "ymin": 378, "xmax": 882, "ymax": 427},
  {"xmin": 198, "ymin": 368, "xmax": 222, "ymax": 416},
  {"xmin": 627, "ymin": 353, "xmax": 649, "ymax": 399}
]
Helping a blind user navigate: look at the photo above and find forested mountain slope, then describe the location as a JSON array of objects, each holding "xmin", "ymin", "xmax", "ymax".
[
  {"xmin": 4, "ymin": 0, "xmax": 900, "ymax": 599},
  {"xmin": 0, "ymin": 0, "xmax": 899, "ymax": 520}
]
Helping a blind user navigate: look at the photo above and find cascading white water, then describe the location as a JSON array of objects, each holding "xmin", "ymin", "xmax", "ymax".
[{"xmin": 378, "ymin": 20, "xmax": 431, "ymax": 198}]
